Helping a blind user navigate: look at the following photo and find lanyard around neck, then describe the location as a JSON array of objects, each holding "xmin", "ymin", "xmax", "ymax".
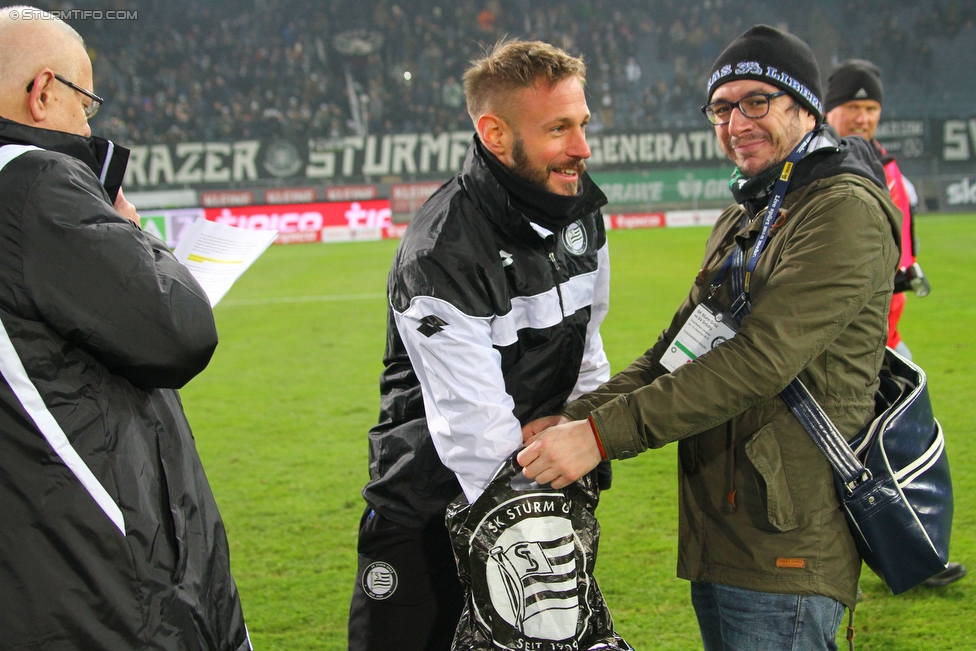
[{"xmin": 711, "ymin": 130, "xmax": 815, "ymax": 317}]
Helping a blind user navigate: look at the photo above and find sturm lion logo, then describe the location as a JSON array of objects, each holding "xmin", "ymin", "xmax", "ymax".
[
  {"xmin": 561, "ymin": 221, "xmax": 588, "ymax": 256},
  {"xmin": 362, "ymin": 561, "xmax": 398, "ymax": 600},
  {"xmin": 471, "ymin": 493, "xmax": 592, "ymax": 650}
]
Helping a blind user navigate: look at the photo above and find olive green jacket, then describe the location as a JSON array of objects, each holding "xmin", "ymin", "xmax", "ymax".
[{"xmin": 564, "ymin": 149, "xmax": 902, "ymax": 609}]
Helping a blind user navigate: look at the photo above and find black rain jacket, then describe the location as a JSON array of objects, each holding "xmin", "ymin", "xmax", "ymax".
[
  {"xmin": 363, "ymin": 138, "xmax": 610, "ymax": 526},
  {"xmin": 0, "ymin": 118, "xmax": 249, "ymax": 651}
]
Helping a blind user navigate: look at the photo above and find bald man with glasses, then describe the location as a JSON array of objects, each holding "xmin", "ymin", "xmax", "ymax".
[{"xmin": 0, "ymin": 7, "xmax": 251, "ymax": 650}]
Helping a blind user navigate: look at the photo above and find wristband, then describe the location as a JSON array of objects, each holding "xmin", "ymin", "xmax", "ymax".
[{"xmin": 588, "ymin": 415, "xmax": 607, "ymax": 460}]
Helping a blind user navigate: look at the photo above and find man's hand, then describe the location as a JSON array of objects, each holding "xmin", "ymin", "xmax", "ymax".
[
  {"xmin": 516, "ymin": 419, "xmax": 602, "ymax": 489},
  {"xmin": 114, "ymin": 188, "xmax": 141, "ymax": 228},
  {"xmin": 521, "ymin": 414, "xmax": 569, "ymax": 444}
]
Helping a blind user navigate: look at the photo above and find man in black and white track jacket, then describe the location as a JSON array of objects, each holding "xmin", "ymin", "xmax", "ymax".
[
  {"xmin": 0, "ymin": 8, "xmax": 249, "ymax": 650},
  {"xmin": 349, "ymin": 40, "xmax": 612, "ymax": 651}
]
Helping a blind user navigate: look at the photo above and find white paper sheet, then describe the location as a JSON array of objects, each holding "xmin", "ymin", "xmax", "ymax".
[{"xmin": 172, "ymin": 219, "xmax": 277, "ymax": 306}]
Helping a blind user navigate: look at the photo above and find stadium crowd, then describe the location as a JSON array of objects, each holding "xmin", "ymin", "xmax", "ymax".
[{"xmin": 36, "ymin": 0, "xmax": 976, "ymax": 146}]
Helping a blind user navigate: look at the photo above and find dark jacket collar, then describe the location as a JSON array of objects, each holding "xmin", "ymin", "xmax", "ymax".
[
  {"xmin": 791, "ymin": 125, "xmax": 887, "ymax": 192},
  {"xmin": 458, "ymin": 136, "xmax": 606, "ymax": 237},
  {"xmin": 0, "ymin": 116, "xmax": 129, "ymax": 201}
]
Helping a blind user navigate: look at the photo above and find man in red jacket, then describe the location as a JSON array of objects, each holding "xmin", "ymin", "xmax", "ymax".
[
  {"xmin": 825, "ymin": 58, "xmax": 964, "ymax": 589},
  {"xmin": 824, "ymin": 59, "xmax": 928, "ymax": 358}
]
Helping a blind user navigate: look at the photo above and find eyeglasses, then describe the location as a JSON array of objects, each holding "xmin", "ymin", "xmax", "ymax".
[
  {"xmin": 701, "ymin": 91, "xmax": 788, "ymax": 126},
  {"xmin": 26, "ymin": 74, "xmax": 104, "ymax": 119}
]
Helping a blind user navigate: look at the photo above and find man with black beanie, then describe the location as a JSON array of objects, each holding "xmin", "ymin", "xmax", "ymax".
[
  {"xmin": 519, "ymin": 25, "xmax": 905, "ymax": 650},
  {"xmin": 825, "ymin": 59, "xmax": 921, "ymax": 360},
  {"xmin": 826, "ymin": 59, "xmax": 964, "ymax": 589}
]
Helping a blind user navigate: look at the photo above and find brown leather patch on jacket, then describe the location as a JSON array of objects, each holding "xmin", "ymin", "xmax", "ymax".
[{"xmin": 776, "ymin": 557, "xmax": 807, "ymax": 569}]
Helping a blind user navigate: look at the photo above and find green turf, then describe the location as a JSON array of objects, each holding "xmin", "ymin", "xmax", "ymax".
[{"xmin": 182, "ymin": 213, "xmax": 976, "ymax": 650}]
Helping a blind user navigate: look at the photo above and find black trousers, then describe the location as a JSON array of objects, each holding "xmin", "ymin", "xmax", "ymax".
[{"xmin": 348, "ymin": 507, "xmax": 463, "ymax": 651}]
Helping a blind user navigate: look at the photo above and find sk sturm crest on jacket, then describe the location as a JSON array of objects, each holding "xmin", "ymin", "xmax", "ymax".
[
  {"xmin": 562, "ymin": 220, "xmax": 588, "ymax": 256},
  {"xmin": 448, "ymin": 453, "xmax": 631, "ymax": 651}
]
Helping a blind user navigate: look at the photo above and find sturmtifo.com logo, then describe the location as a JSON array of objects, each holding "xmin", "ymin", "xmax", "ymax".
[{"xmin": 471, "ymin": 493, "xmax": 591, "ymax": 650}]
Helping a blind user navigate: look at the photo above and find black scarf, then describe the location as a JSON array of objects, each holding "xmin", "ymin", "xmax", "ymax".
[
  {"xmin": 728, "ymin": 157, "xmax": 787, "ymax": 206},
  {"xmin": 478, "ymin": 139, "xmax": 590, "ymax": 232}
]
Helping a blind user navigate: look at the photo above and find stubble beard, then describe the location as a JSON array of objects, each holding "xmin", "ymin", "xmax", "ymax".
[
  {"xmin": 511, "ymin": 134, "xmax": 585, "ymax": 196},
  {"xmin": 726, "ymin": 110, "xmax": 807, "ymax": 179}
]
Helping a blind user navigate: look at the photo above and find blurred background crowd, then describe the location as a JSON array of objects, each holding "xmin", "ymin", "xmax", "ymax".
[{"xmin": 37, "ymin": 0, "xmax": 976, "ymax": 146}]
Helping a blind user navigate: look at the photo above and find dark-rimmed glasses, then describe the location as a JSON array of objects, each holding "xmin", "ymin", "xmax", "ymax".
[
  {"xmin": 26, "ymin": 74, "xmax": 104, "ymax": 119},
  {"xmin": 701, "ymin": 91, "xmax": 788, "ymax": 126}
]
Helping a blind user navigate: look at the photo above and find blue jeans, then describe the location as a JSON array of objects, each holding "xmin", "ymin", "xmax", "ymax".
[{"xmin": 691, "ymin": 582, "xmax": 845, "ymax": 651}]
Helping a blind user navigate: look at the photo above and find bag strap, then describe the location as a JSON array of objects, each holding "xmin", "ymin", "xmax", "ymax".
[
  {"xmin": 779, "ymin": 378, "xmax": 871, "ymax": 493},
  {"xmin": 780, "ymin": 379, "xmax": 863, "ymax": 650}
]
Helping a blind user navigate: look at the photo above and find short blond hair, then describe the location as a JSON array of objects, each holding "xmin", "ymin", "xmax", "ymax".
[{"xmin": 463, "ymin": 39, "xmax": 586, "ymax": 126}]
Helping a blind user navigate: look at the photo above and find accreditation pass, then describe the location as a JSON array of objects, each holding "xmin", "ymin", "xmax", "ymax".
[{"xmin": 660, "ymin": 302, "xmax": 738, "ymax": 372}]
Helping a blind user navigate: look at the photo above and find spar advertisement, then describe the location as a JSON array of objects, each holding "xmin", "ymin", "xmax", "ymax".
[{"xmin": 604, "ymin": 209, "xmax": 722, "ymax": 230}]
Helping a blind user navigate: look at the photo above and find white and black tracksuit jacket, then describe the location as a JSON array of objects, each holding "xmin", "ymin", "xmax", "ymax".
[
  {"xmin": 363, "ymin": 139, "xmax": 611, "ymax": 527},
  {"xmin": 0, "ymin": 118, "xmax": 249, "ymax": 651}
]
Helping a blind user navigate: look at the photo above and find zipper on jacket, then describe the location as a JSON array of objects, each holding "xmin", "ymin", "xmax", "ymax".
[{"xmin": 547, "ymin": 248, "xmax": 566, "ymax": 316}]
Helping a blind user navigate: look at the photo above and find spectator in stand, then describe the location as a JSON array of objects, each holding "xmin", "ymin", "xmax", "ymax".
[
  {"xmin": 24, "ymin": 1, "xmax": 964, "ymax": 170},
  {"xmin": 825, "ymin": 59, "xmax": 965, "ymax": 589}
]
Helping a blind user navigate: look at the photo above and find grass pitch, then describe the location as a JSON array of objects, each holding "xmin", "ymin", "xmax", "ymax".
[{"xmin": 183, "ymin": 213, "xmax": 976, "ymax": 650}]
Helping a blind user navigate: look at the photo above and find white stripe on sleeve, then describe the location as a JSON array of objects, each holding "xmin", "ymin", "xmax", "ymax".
[
  {"xmin": 0, "ymin": 321, "xmax": 126, "ymax": 535},
  {"xmin": 570, "ymin": 242, "xmax": 611, "ymax": 400},
  {"xmin": 396, "ymin": 295, "xmax": 522, "ymax": 502},
  {"xmin": 0, "ymin": 144, "xmax": 125, "ymax": 536}
]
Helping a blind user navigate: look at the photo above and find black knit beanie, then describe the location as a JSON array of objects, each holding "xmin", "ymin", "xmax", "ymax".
[
  {"xmin": 824, "ymin": 59, "xmax": 884, "ymax": 112},
  {"xmin": 705, "ymin": 24, "xmax": 823, "ymax": 121}
]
